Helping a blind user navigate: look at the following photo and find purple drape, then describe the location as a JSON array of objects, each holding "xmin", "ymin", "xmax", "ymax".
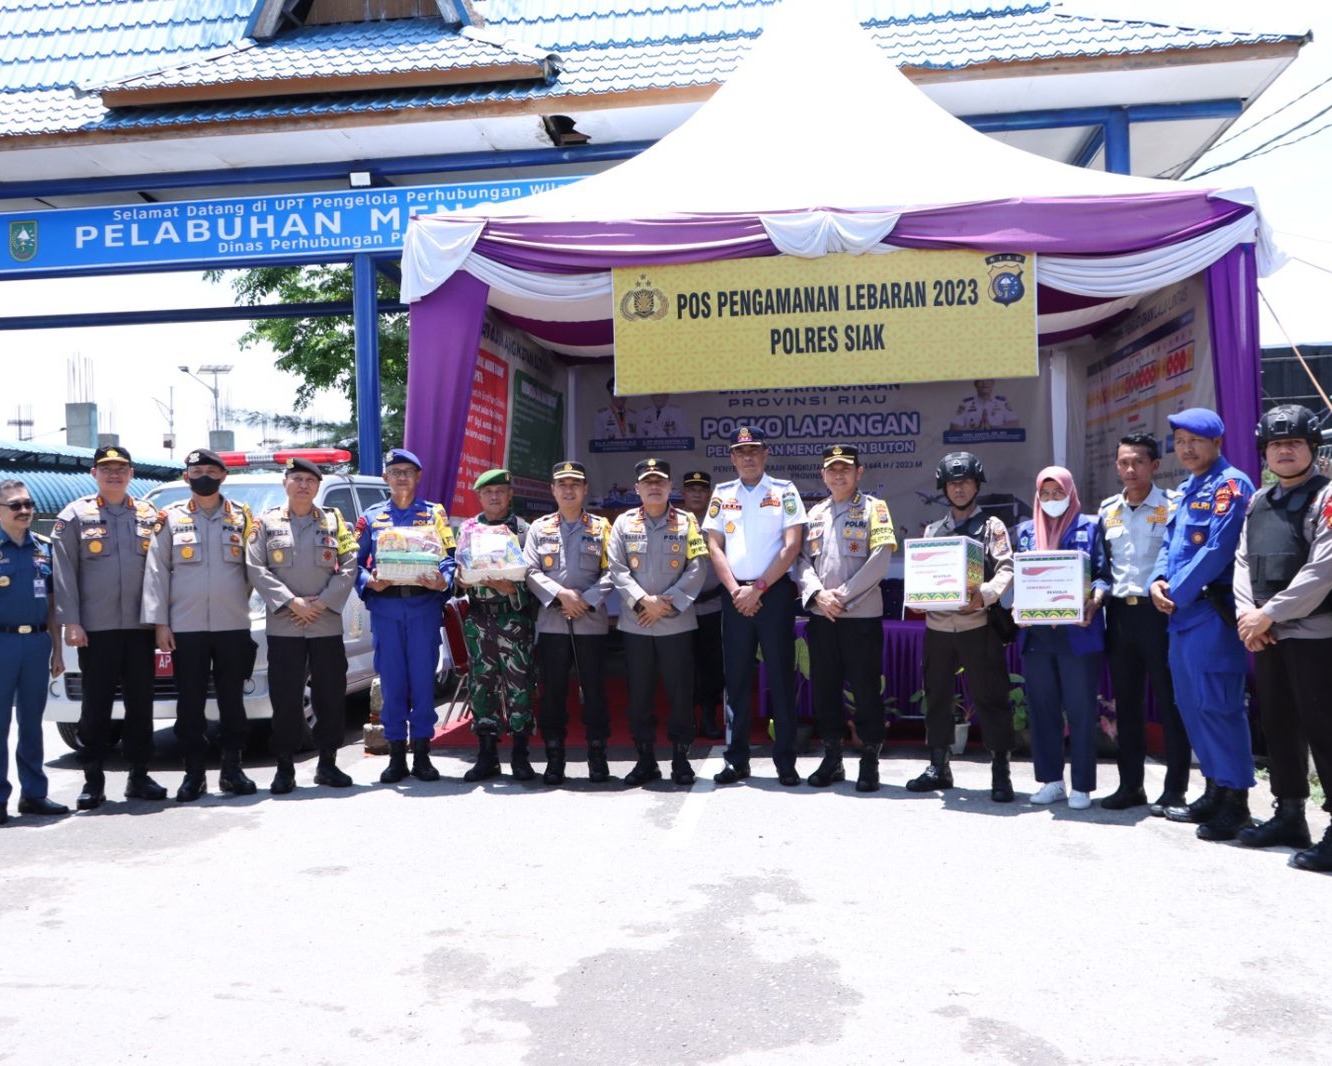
[
  {"xmin": 1206, "ymin": 244, "xmax": 1262, "ymax": 484},
  {"xmin": 404, "ymin": 269, "xmax": 490, "ymax": 507}
]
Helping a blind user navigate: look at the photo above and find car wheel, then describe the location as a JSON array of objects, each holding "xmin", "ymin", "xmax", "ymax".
[{"xmin": 55, "ymin": 721, "xmax": 122, "ymax": 752}]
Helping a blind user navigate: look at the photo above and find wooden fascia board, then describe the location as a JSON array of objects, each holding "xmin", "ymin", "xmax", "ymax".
[{"xmin": 100, "ymin": 62, "xmax": 549, "ymax": 108}]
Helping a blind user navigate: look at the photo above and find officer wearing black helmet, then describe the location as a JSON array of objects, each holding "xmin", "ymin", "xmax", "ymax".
[
  {"xmin": 1233, "ymin": 404, "xmax": 1332, "ymax": 873},
  {"xmin": 905, "ymin": 452, "xmax": 1017, "ymax": 801}
]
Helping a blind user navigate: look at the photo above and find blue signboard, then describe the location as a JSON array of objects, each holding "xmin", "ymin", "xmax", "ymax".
[{"xmin": 1, "ymin": 178, "xmax": 577, "ymax": 276}]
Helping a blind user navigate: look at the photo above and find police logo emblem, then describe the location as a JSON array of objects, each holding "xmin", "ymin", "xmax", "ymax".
[
  {"xmin": 725, "ymin": 522, "xmax": 735, "ymax": 534},
  {"xmin": 89, "ymin": 541, "xmax": 103, "ymax": 554},
  {"xmin": 707, "ymin": 499, "xmax": 721, "ymax": 519},
  {"xmin": 181, "ymin": 547, "xmax": 194, "ymax": 559},
  {"xmin": 629, "ymin": 557, "xmax": 640, "ymax": 570},
  {"xmin": 985, "ymin": 253, "xmax": 1027, "ymax": 307},
  {"xmin": 543, "ymin": 554, "xmax": 555, "ymax": 568},
  {"xmin": 0, "ymin": 576, "xmax": 9, "ymax": 587},
  {"xmin": 8, "ymin": 220, "xmax": 37, "ymax": 263},
  {"xmin": 272, "ymin": 549, "xmax": 284, "ymax": 562},
  {"xmin": 186, "ymin": 451, "xmax": 201, "ymax": 464},
  {"xmin": 735, "ymin": 427, "xmax": 755, "ymax": 445},
  {"xmin": 232, "ymin": 547, "xmax": 241, "ymax": 558},
  {"xmin": 1190, "ymin": 531, "xmax": 1205, "ymax": 545},
  {"xmin": 285, "ymin": 458, "xmax": 297, "ymax": 470},
  {"xmin": 618, "ymin": 273, "xmax": 669, "ymax": 322}
]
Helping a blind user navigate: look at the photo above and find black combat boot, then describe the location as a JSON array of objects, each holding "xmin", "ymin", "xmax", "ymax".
[
  {"xmin": 1238, "ymin": 797, "xmax": 1310, "ymax": 849},
  {"xmin": 314, "ymin": 750, "xmax": 352, "ymax": 788},
  {"xmin": 699, "ymin": 707, "xmax": 724, "ymax": 740},
  {"xmin": 76, "ymin": 766, "xmax": 106, "ymax": 811},
  {"xmin": 124, "ymin": 764, "xmax": 167, "ymax": 801},
  {"xmin": 510, "ymin": 733, "xmax": 535, "ymax": 781},
  {"xmin": 218, "ymin": 751, "xmax": 257, "ymax": 796},
  {"xmin": 990, "ymin": 751, "xmax": 1015, "ymax": 803},
  {"xmin": 670, "ymin": 742, "xmax": 695, "ymax": 785},
  {"xmin": 807, "ymin": 743, "xmax": 845, "ymax": 788},
  {"xmin": 462, "ymin": 733, "xmax": 500, "ymax": 783},
  {"xmin": 1196, "ymin": 787, "xmax": 1253, "ymax": 842},
  {"xmin": 1291, "ymin": 824, "xmax": 1332, "ymax": 873},
  {"xmin": 380, "ymin": 740, "xmax": 410, "ymax": 784},
  {"xmin": 905, "ymin": 748, "xmax": 953, "ymax": 792},
  {"xmin": 856, "ymin": 744, "xmax": 881, "ymax": 793},
  {"xmin": 623, "ymin": 742, "xmax": 662, "ymax": 787},
  {"xmin": 270, "ymin": 758, "xmax": 297, "ymax": 794},
  {"xmin": 587, "ymin": 740, "xmax": 611, "ymax": 783},
  {"xmin": 542, "ymin": 741, "xmax": 567, "ymax": 786},
  {"xmin": 176, "ymin": 760, "xmax": 208, "ymax": 803},
  {"xmin": 1165, "ymin": 778, "xmax": 1219, "ymax": 823},
  {"xmin": 411, "ymin": 738, "xmax": 440, "ymax": 782},
  {"xmin": 1149, "ymin": 789, "xmax": 1189, "ymax": 817}
]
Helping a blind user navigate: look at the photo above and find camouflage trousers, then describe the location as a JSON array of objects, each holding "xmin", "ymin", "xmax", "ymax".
[{"xmin": 463, "ymin": 609, "xmax": 535, "ymax": 735}]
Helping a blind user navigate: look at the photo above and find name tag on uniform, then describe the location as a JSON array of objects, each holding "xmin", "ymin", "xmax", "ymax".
[{"xmin": 34, "ymin": 579, "xmax": 46, "ymax": 598}]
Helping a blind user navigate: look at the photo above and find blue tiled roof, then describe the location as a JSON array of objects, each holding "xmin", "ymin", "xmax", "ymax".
[
  {"xmin": 4, "ymin": 470, "xmax": 164, "ymax": 516},
  {"xmin": 0, "ymin": 438, "xmax": 179, "ymax": 478},
  {"xmin": 0, "ymin": 1, "xmax": 1305, "ymax": 140}
]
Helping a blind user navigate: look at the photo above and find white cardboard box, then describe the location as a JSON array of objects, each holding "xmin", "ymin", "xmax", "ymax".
[
  {"xmin": 1013, "ymin": 550, "xmax": 1091, "ymax": 625},
  {"xmin": 903, "ymin": 537, "xmax": 984, "ymax": 611}
]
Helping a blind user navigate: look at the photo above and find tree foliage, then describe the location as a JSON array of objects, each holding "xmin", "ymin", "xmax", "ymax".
[{"xmin": 207, "ymin": 264, "xmax": 407, "ymax": 455}]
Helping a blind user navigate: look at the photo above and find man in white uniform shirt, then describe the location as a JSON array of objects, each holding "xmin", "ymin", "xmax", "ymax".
[{"xmin": 701, "ymin": 426, "xmax": 806, "ymax": 786}]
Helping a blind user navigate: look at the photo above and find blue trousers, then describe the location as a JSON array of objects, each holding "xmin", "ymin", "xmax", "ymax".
[
  {"xmin": 370, "ymin": 596, "xmax": 442, "ymax": 742},
  {"xmin": 1168, "ymin": 616, "xmax": 1254, "ymax": 789},
  {"xmin": 0, "ymin": 631, "xmax": 51, "ymax": 807},
  {"xmin": 721, "ymin": 577, "xmax": 797, "ymax": 772},
  {"xmin": 1023, "ymin": 648, "xmax": 1101, "ymax": 793}
]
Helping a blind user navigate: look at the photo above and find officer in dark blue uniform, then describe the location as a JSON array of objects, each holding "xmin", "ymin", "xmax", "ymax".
[
  {"xmin": 1149, "ymin": 408, "xmax": 1257, "ymax": 841},
  {"xmin": 0, "ymin": 478, "xmax": 69, "ymax": 823},
  {"xmin": 355, "ymin": 448, "xmax": 456, "ymax": 784}
]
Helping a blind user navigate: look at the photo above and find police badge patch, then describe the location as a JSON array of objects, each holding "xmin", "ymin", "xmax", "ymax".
[{"xmin": 985, "ymin": 253, "xmax": 1027, "ymax": 307}]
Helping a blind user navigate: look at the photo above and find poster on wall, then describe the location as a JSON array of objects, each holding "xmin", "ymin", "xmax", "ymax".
[
  {"xmin": 450, "ymin": 316, "xmax": 564, "ymax": 518},
  {"xmin": 611, "ymin": 249, "xmax": 1039, "ymax": 392},
  {"xmin": 574, "ymin": 366, "xmax": 1053, "ymax": 550},
  {"xmin": 1080, "ymin": 275, "xmax": 1214, "ymax": 505}
]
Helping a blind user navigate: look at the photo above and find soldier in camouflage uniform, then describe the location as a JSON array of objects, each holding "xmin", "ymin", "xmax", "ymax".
[{"xmin": 453, "ymin": 469, "xmax": 535, "ymax": 782}]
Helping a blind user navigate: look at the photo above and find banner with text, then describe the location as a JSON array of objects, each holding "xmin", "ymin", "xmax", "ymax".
[
  {"xmin": 574, "ymin": 366, "xmax": 1052, "ymax": 547},
  {"xmin": 611, "ymin": 249, "xmax": 1038, "ymax": 393},
  {"xmin": 450, "ymin": 316, "xmax": 564, "ymax": 519},
  {"xmin": 1078, "ymin": 275, "xmax": 1214, "ymax": 506}
]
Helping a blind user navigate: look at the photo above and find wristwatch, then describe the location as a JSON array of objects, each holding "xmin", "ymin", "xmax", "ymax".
[{"xmin": 753, "ymin": 579, "xmax": 768, "ymax": 592}]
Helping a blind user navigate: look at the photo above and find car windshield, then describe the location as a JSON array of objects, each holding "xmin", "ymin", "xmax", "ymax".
[{"xmin": 147, "ymin": 483, "xmax": 288, "ymax": 513}]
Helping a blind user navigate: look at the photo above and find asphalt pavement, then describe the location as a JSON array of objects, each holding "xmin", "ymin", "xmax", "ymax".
[{"xmin": 2, "ymin": 721, "xmax": 1329, "ymax": 1065}]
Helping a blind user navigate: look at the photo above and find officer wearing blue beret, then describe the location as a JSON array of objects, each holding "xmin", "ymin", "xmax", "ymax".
[
  {"xmin": 1149, "ymin": 407, "xmax": 1257, "ymax": 841},
  {"xmin": 0, "ymin": 479, "xmax": 69, "ymax": 823},
  {"xmin": 355, "ymin": 448, "xmax": 456, "ymax": 784}
]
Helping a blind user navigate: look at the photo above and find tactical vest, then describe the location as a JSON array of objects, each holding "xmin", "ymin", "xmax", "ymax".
[{"xmin": 1246, "ymin": 474, "xmax": 1332, "ymax": 613}]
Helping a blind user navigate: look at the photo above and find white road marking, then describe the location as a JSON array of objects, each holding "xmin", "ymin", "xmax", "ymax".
[{"xmin": 663, "ymin": 745, "xmax": 725, "ymax": 850}]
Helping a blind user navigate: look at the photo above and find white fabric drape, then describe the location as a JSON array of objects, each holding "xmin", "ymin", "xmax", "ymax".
[{"xmin": 761, "ymin": 211, "xmax": 901, "ymax": 257}]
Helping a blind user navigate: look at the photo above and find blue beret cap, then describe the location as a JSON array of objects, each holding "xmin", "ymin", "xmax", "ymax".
[
  {"xmin": 1168, "ymin": 408, "xmax": 1225, "ymax": 438},
  {"xmin": 384, "ymin": 448, "xmax": 422, "ymax": 469}
]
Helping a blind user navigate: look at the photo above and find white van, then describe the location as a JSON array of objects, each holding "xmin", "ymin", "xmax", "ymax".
[{"xmin": 45, "ymin": 465, "xmax": 395, "ymax": 751}]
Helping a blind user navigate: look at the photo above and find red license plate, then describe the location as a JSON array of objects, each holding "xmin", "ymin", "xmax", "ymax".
[{"xmin": 155, "ymin": 652, "xmax": 174, "ymax": 677}]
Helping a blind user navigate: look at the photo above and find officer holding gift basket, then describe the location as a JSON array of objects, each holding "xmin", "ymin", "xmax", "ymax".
[{"xmin": 355, "ymin": 448, "xmax": 456, "ymax": 784}]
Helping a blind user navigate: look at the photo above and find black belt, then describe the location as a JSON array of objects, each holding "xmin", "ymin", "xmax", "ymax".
[
  {"xmin": 379, "ymin": 586, "xmax": 434, "ymax": 598},
  {"xmin": 0, "ymin": 623, "xmax": 47, "ymax": 634}
]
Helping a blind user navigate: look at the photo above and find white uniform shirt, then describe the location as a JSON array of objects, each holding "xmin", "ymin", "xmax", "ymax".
[
  {"xmin": 1099, "ymin": 485, "xmax": 1178, "ymax": 598},
  {"xmin": 701, "ymin": 473, "xmax": 806, "ymax": 581}
]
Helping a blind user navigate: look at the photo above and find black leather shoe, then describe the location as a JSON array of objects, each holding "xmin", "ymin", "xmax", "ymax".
[
  {"xmin": 1196, "ymin": 788, "xmax": 1253, "ymax": 842},
  {"xmin": 77, "ymin": 770, "xmax": 106, "ymax": 811},
  {"xmin": 807, "ymin": 749, "xmax": 845, "ymax": 788},
  {"xmin": 314, "ymin": 754, "xmax": 353, "ymax": 788},
  {"xmin": 124, "ymin": 768, "xmax": 168, "ymax": 801},
  {"xmin": 855, "ymin": 747, "xmax": 881, "ymax": 793},
  {"xmin": 714, "ymin": 764, "xmax": 750, "ymax": 784},
  {"xmin": 587, "ymin": 741, "xmax": 611, "ymax": 783},
  {"xmin": 542, "ymin": 743, "xmax": 566, "ymax": 786},
  {"xmin": 1100, "ymin": 786, "xmax": 1149, "ymax": 811},
  {"xmin": 906, "ymin": 749, "xmax": 953, "ymax": 792},
  {"xmin": 1291, "ymin": 825, "xmax": 1332, "ymax": 873},
  {"xmin": 1238, "ymin": 798, "xmax": 1310, "ymax": 849},
  {"xmin": 1149, "ymin": 790, "xmax": 1187, "ymax": 817},
  {"xmin": 1166, "ymin": 780, "xmax": 1219, "ymax": 823},
  {"xmin": 670, "ymin": 743, "xmax": 695, "ymax": 786},
  {"xmin": 175, "ymin": 768, "xmax": 208, "ymax": 803},
  {"xmin": 777, "ymin": 768, "xmax": 801, "ymax": 787},
  {"xmin": 510, "ymin": 734, "xmax": 536, "ymax": 782},
  {"xmin": 410, "ymin": 738, "xmax": 441, "ymax": 782},
  {"xmin": 18, "ymin": 795, "xmax": 70, "ymax": 816},
  {"xmin": 218, "ymin": 760, "xmax": 257, "ymax": 797},
  {"xmin": 270, "ymin": 759, "xmax": 296, "ymax": 795},
  {"xmin": 623, "ymin": 744, "xmax": 662, "ymax": 788}
]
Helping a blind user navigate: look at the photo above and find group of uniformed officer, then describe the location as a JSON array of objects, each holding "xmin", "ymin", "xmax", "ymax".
[{"xmin": 4, "ymin": 413, "xmax": 1328, "ymax": 876}]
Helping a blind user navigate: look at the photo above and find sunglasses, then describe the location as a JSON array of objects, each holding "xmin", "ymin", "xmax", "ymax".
[{"xmin": 4, "ymin": 499, "xmax": 36, "ymax": 512}]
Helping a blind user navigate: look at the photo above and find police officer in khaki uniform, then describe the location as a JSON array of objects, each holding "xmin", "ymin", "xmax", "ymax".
[
  {"xmin": 143, "ymin": 447, "xmax": 257, "ymax": 802},
  {"xmin": 524, "ymin": 460, "xmax": 614, "ymax": 784},
  {"xmin": 53, "ymin": 445, "xmax": 167, "ymax": 810},
  {"xmin": 247, "ymin": 457, "xmax": 359, "ymax": 794},
  {"xmin": 681, "ymin": 470, "xmax": 725, "ymax": 740},
  {"xmin": 608, "ymin": 459, "xmax": 708, "ymax": 786},
  {"xmin": 794, "ymin": 445, "xmax": 896, "ymax": 792}
]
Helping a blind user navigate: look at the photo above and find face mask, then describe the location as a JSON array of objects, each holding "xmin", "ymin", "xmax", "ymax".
[
  {"xmin": 1040, "ymin": 497, "xmax": 1071, "ymax": 518},
  {"xmin": 188, "ymin": 475, "xmax": 223, "ymax": 497}
]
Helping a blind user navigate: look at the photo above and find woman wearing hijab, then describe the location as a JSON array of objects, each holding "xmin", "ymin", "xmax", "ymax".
[{"xmin": 1014, "ymin": 466, "xmax": 1111, "ymax": 809}]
